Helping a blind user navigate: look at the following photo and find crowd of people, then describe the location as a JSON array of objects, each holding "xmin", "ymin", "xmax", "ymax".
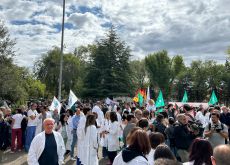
[{"xmin": 0, "ymin": 99, "xmax": 230, "ymax": 165}]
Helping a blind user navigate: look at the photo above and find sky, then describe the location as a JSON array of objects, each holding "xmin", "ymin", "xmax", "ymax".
[{"xmin": 0, "ymin": 0, "xmax": 230, "ymax": 68}]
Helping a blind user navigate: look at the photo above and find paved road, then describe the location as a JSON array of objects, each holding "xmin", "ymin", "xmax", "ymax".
[{"xmin": 0, "ymin": 148, "xmax": 108, "ymax": 165}]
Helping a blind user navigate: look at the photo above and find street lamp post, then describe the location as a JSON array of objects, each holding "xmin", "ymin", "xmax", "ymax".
[{"xmin": 58, "ymin": 0, "xmax": 65, "ymax": 101}]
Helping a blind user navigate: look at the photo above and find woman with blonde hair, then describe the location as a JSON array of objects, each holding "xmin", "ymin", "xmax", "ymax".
[{"xmin": 101, "ymin": 111, "xmax": 110, "ymax": 158}]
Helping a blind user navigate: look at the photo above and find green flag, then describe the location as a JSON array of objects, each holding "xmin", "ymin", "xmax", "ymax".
[
  {"xmin": 155, "ymin": 90, "xmax": 165, "ymax": 108},
  {"xmin": 138, "ymin": 92, "xmax": 144, "ymax": 107},
  {"xmin": 181, "ymin": 90, "xmax": 188, "ymax": 103},
  {"xmin": 208, "ymin": 90, "xmax": 218, "ymax": 105}
]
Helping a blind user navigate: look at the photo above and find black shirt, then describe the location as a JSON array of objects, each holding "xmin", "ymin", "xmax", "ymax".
[
  {"xmin": 174, "ymin": 124, "xmax": 196, "ymax": 150},
  {"xmin": 38, "ymin": 133, "xmax": 58, "ymax": 165}
]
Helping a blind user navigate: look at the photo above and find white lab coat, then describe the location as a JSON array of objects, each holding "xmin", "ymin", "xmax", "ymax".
[
  {"xmin": 81, "ymin": 125, "xmax": 99, "ymax": 165},
  {"xmin": 66, "ymin": 115, "xmax": 73, "ymax": 150},
  {"xmin": 100, "ymin": 119, "xmax": 110, "ymax": 147},
  {"xmin": 195, "ymin": 111, "xmax": 208, "ymax": 128},
  {"xmin": 108, "ymin": 121, "xmax": 120, "ymax": 152},
  {"xmin": 92, "ymin": 105, "xmax": 104, "ymax": 127},
  {"xmin": 27, "ymin": 131, "xmax": 65, "ymax": 165},
  {"xmin": 113, "ymin": 151, "xmax": 149, "ymax": 165},
  {"xmin": 147, "ymin": 148, "xmax": 155, "ymax": 165},
  {"xmin": 77, "ymin": 113, "xmax": 86, "ymax": 162}
]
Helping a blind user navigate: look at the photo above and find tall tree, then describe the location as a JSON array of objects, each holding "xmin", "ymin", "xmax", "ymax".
[
  {"xmin": 0, "ymin": 21, "xmax": 15, "ymax": 63},
  {"xmin": 145, "ymin": 50, "xmax": 185, "ymax": 99},
  {"xmin": 186, "ymin": 60, "xmax": 225, "ymax": 102},
  {"xmin": 0, "ymin": 21, "xmax": 30, "ymax": 103},
  {"xmin": 129, "ymin": 59, "xmax": 148, "ymax": 90},
  {"xmin": 34, "ymin": 47, "xmax": 84, "ymax": 97},
  {"xmin": 83, "ymin": 27, "xmax": 133, "ymax": 98},
  {"xmin": 145, "ymin": 50, "xmax": 171, "ymax": 95}
]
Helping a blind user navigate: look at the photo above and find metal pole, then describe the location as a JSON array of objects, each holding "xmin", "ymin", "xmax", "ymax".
[{"xmin": 58, "ymin": 0, "xmax": 65, "ymax": 101}]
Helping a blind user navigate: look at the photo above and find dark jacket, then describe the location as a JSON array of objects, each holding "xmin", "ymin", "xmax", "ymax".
[
  {"xmin": 0, "ymin": 120, "xmax": 9, "ymax": 150},
  {"xmin": 220, "ymin": 112, "xmax": 230, "ymax": 127},
  {"xmin": 122, "ymin": 147, "xmax": 147, "ymax": 163},
  {"xmin": 174, "ymin": 123, "xmax": 196, "ymax": 150}
]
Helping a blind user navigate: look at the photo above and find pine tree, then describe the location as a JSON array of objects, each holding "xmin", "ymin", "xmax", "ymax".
[{"xmin": 83, "ymin": 27, "xmax": 133, "ymax": 98}]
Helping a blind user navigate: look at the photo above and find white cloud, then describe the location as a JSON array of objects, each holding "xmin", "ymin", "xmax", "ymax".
[
  {"xmin": 0, "ymin": 0, "xmax": 229, "ymax": 68},
  {"xmin": 68, "ymin": 12, "xmax": 101, "ymax": 28}
]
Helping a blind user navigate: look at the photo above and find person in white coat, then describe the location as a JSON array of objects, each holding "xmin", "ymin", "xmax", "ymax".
[
  {"xmin": 100, "ymin": 111, "xmax": 111, "ymax": 158},
  {"xmin": 81, "ymin": 114, "xmax": 99, "ymax": 165},
  {"xmin": 65, "ymin": 109, "xmax": 74, "ymax": 155},
  {"xmin": 27, "ymin": 118, "xmax": 65, "ymax": 165},
  {"xmin": 113, "ymin": 127, "xmax": 151, "ymax": 165},
  {"xmin": 147, "ymin": 132, "xmax": 165, "ymax": 165},
  {"xmin": 35, "ymin": 106, "xmax": 52, "ymax": 135},
  {"xmin": 77, "ymin": 107, "xmax": 92, "ymax": 164},
  {"xmin": 92, "ymin": 101, "xmax": 104, "ymax": 128},
  {"xmin": 195, "ymin": 107, "xmax": 208, "ymax": 128},
  {"xmin": 107, "ymin": 111, "xmax": 120, "ymax": 164}
]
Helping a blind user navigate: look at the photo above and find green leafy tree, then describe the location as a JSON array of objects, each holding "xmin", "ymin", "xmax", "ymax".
[
  {"xmin": 170, "ymin": 55, "xmax": 186, "ymax": 83},
  {"xmin": 0, "ymin": 21, "xmax": 30, "ymax": 103},
  {"xmin": 0, "ymin": 21, "xmax": 15, "ymax": 63},
  {"xmin": 186, "ymin": 60, "xmax": 225, "ymax": 102},
  {"xmin": 0, "ymin": 65, "xmax": 28, "ymax": 103},
  {"xmin": 145, "ymin": 50, "xmax": 185, "ymax": 99},
  {"xmin": 35, "ymin": 47, "xmax": 84, "ymax": 98},
  {"xmin": 25, "ymin": 76, "xmax": 46, "ymax": 99},
  {"xmin": 83, "ymin": 27, "xmax": 133, "ymax": 98},
  {"xmin": 145, "ymin": 50, "xmax": 171, "ymax": 95},
  {"xmin": 129, "ymin": 59, "xmax": 148, "ymax": 90},
  {"xmin": 188, "ymin": 60, "xmax": 209, "ymax": 102}
]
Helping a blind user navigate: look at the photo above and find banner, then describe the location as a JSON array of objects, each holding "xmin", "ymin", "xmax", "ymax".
[
  {"xmin": 155, "ymin": 90, "xmax": 165, "ymax": 108},
  {"xmin": 68, "ymin": 90, "xmax": 78, "ymax": 109},
  {"xmin": 50, "ymin": 96, "xmax": 62, "ymax": 114},
  {"xmin": 146, "ymin": 86, "xmax": 150, "ymax": 102},
  {"xmin": 181, "ymin": 90, "xmax": 188, "ymax": 103},
  {"xmin": 208, "ymin": 90, "xmax": 218, "ymax": 105}
]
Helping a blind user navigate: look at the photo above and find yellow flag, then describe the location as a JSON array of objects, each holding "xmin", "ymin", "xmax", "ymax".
[{"xmin": 133, "ymin": 97, "xmax": 139, "ymax": 102}]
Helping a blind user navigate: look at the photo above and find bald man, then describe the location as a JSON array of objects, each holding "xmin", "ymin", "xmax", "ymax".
[
  {"xmin": 28, "ymin": 118, "xmax": 65, "ymax": 165},
  {"xmin": 211, "ymin": 145, "xmax": 230, "ymax": 165}
]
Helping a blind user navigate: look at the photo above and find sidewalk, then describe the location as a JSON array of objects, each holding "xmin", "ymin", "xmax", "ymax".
[{"xmin": 0, "ymin": 147, "xmax": 108, "ymax": 165}]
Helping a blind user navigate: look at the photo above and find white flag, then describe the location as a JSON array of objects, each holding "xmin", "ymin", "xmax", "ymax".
[
  {"xmin": 68, "ymin": 90, "xmax": 78, "ymax": 109},
  {"xmin": 3, "ymin": 101, "xmax": 9, "ymax": 109},
  {"xmin": 105, "ymin": 97, "xmax": 112, "ymax": 105},
  {"xmin": 50, "ymin": 96, "xmax": 62, "ymax": 114},
  {"xmin": 147, "ymin": 86, "xmax": 150, "ymax": 102}
]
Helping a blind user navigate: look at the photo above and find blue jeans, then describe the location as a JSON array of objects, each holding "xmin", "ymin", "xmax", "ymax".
[
  {"xmin": 70, "ymin": 130, "xmax": 77, "ymax": 157},
  {"xmin": 25, "ymin": 126, "xmax": 36, "ymax": 152}
]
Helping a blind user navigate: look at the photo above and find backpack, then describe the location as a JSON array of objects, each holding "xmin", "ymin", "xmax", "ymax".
[{"xmin": 185, "ymin": 113, "xmax": 203, "ymax": 136}]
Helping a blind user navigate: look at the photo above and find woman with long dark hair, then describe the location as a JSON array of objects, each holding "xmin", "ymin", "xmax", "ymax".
[
  {"xmin": 183, "ymin": 138, "xmax": 213, "ymax": 165},
  {"xmin": 81, "ymin": 114, "xmax": 98, "ymax": 165},
  {"xmin": 107, "ymin": 111, "xmax": 120, "ymax": 164}
]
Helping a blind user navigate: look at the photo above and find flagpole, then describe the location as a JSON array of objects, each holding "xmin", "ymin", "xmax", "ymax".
[{"xmin": 58, "ymin": 0, "xmax": 65, "ymax": 101}]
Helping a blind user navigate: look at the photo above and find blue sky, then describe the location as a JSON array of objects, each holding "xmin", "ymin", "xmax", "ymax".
[{"xmin": 0, "ymin": 0, "xmax": 230, "ymax": 67}]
